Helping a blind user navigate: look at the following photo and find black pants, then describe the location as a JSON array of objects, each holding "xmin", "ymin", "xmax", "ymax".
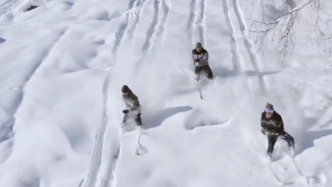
[
  {"xmin": 195, "ymin": 65, "xmax": 213, "ymax": 79},
  {"xmin": 123, "ymin": 113, "xmax": 142, "ymax": 126},
  {"xmin": 267, "ymin": 131, "xmax": 294, "ymax": 154}
]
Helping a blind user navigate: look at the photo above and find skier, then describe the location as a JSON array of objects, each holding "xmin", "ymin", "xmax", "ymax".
[
  {"xmin": 121, "ymin": 85, "xmax": 142, "ymax": 128},
  {"xmin": 192, "ymin": 42, "xmax": 213, "ymax": 80},
  {"xmin": 261, "ymin": 103, "xmax": 295, "ymax": 157}
]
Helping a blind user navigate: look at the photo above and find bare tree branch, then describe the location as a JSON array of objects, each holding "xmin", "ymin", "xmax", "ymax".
[{"xmin": 247, "ymin": 0, "xmax": 332, "ymax": 56}]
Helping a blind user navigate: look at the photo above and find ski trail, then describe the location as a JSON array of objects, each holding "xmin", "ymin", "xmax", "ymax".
[
  {"xmin": 83, "ymin": 72, "xmax": 110, "ymax": 187},
  {"xmin": 0, "ymin": 0, "xmax": 22, "ymax": 17},
  {"xmin": 99, "ymin": 135, "xmax": 121, "ymax": 187},
  {"xmin": 197, "ymin": 0, "xmax": 206, "ymax": 46},
  {"xmin": 127, "ymin": 0, "xmax": 149, "ymax": 40},
  {"xmin": 221, "ymin": 0, "xmax": 242, "ymax": 73},
  {"xmin": 135, "ymin": 0, "xmax": 169, "ymax": 69},
  {"xmin": 141, "ymin": 0, "xmax": 161, "ymax": 52},
  {"xmin": 186, "ymin": 0, "xmax": 196, "ymax": 47},
  {"xmin": 232, "ymin": 0, "xmax": 266, "ymax": 93},
  {"xmin": 232, "ymin": 0, "xmax": 261, "ymax": 72},
  {"xmin": 155, "ymin": 0, "xmax": 170, "ymax": 41},
  {"xmin": 112, "ymin": 0, "xmax": 139, "ymax": 53}
]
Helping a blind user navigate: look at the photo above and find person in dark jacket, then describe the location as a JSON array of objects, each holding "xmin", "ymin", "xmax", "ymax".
[
  {"xmin": 192, "ymin": 42, "xmax": 213, "ymax": 80},
  {"xmin": 261, "ymin": 103, "xmax": 295, "ymax": 157},
  {"xmin": 122, "ymin": 85, "xmax": 142, "ymax": 127}
]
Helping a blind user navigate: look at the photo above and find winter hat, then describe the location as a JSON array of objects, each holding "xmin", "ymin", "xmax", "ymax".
[
  {"xmin": 196, "ymin": 42, "xmax": 202, "ymax": 48},
  {"xmin": 122, "ymin": 85, "xmax": 130, "ymax": 93},
  {"xmin": 266, "ymin": 103, "xmax": 274, "ymax": 109}
]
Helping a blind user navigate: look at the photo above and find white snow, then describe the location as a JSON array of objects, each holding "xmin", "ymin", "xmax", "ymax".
[{"xmin": 0, "ymin": 0, "xmax": 332, "ymax": 187}]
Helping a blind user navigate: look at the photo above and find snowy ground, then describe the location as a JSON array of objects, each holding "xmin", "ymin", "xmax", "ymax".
[{"xmin": 0, "ymin": 0, "xmax": 332, "ymax": 187}]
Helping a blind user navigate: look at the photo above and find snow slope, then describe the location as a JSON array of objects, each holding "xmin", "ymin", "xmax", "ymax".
[{"xmin": 0, "ymin": 0, "xmax": 332, "ymax": 187}]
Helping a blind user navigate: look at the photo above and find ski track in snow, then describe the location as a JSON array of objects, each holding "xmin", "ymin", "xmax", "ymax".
[
  {"xmin": 112, "ymin": 0, "xmax": 139, "ymax": 53},
  {"xmin": 90, "ymin": 1, "xmax": 171, "ymax": 185},
  {"xmin": 0, "ymin": 0, "xmax": 21, "ymax": 17},
  {"xmin": 83, "ymin": 73, "xmax": 111, "ymax": 187},
  {"xmin": 222, "ymin": 0, "xmax": 242, "ymax": 73},
  {"xmin": 232, "ymin": 0, "xmax": 267, "ymax": 93},
  {"xmin": 155, "ymin": 0, "xmax": 170, "ymax": 42},
  {"xmin": 186, "ymin": 0, "xmax": 196, "ymax": 47},
  {"xmin": 100, "ymin": 2, "xmax": 172, "ymax": 185},
  {"xmin": 99, "ymin": 135, "xmax": 121, "ymax": 187},
  {"xmin": 232, "ymin": 0, "xmax": 260, "ymax": 72},
  {"xmin": 127, "ymin": 0, "xmax": 149, "ymax": 40},
  {"xmin": 197, "ymin": 0, "xmax": 206, "ymax": 46},
  {"xmin": 85, "ymin": 1, "xmax": 171, "ymax": 185},
  {"xmin": 135, "ymin": 0, "xmax": 170, "ymax": 68},
  {"xmin": 141, "ymin": 0, "xmax": 161, "ymax": 52}
]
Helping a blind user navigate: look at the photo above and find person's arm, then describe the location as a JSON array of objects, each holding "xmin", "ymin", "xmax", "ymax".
[
  {"xmin": 275, "ymin": 115, "xmax": 284, "ymax": 133},
  {"xmin": 192, "ymin": 50, "xmax": 198, "ymax": 65},
  {"xmin": 202, "ymin": 51, "xmax": 209, "ymax": 64},
  {"xmin": 261, "ymin": 113, "xmax": 266, "ymax": 135},
  {"xmin": 129, "ymin": 94, "xmax": 140, "ymax": 111}
]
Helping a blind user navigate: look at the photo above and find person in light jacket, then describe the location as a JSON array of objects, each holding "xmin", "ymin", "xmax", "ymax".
[
  {"xmin": 121, "ymin": 85, "xmax": 142, "ymax": 127},
  {"xmin": 192, "ymin": 42, "xmax": 213, "ymax": 80}
]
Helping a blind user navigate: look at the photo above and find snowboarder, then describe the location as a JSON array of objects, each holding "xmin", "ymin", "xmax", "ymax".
[
  {"xmin": 122, "ymin": 85, "xmax": 142, "ymax": 127},
  {"xmin": 192, "ymin": 42, "xmax": 213, "ymax": 80},
  {"xmin": 261, "ymin": 103, "xmax": 295, "ymax": 157}
]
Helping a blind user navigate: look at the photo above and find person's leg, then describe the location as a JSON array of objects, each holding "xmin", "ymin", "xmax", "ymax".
[
  {"xmin": 280, "ymin": 131, "xmax": 295, "ymax": 150},
  {"xmin": 195, "ymin": 66, "xmax": 203, "ymax": 80},
  {"xmin": 135, "ymin": 113, "xmax": 142, "ymax": 126},
  {"xmin": 267, "ymin": 134, "xmax": 278, "ymax": 156},
  {"xmin": 204, "ymin": 65, "xmax": 213, "ymax": 79}
]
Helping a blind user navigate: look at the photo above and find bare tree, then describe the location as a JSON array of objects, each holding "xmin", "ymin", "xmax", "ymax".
[{"xmin": 248, "ymin": 0, "xmax": 332, "ymax": 56}]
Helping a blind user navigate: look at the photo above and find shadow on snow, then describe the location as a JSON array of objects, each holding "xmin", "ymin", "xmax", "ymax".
[{"xmin": 143, "ymin": 106, "xmax": 193, "ymax": 129}]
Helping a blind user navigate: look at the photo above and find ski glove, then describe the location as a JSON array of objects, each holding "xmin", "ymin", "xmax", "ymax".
[
  {"xmin": 123, "ymin": 110, "xmax": 129, "ymax": 114},
  {"xmin": 195, "ymin": 59, "xmax": 200, "ymax": 62},
  {"xmin": 261, "ymin": 128, "xmax": 266, "ymax": 135}
]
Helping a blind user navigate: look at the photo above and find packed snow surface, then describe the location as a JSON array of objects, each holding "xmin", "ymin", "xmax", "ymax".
[{"xmin": 0, "ymin": 0, "xmax": 332, "ymax": 187}]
